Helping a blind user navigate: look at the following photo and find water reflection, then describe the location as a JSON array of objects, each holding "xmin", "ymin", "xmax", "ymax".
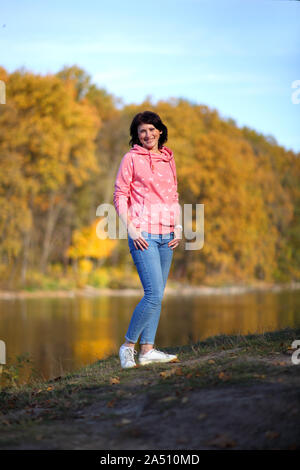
[{"xmin": 0, "ymin": 289, "xmax": 299, "ymax": 382}]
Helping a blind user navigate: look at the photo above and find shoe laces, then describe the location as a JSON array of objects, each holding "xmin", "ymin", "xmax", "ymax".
[
  {"xmin": 146, "ymin": 347, "xmax": 167, "ymax": 356},
  {"xmin": 124, "ymin": 347, "xmax": 137, "ymax": 362}
]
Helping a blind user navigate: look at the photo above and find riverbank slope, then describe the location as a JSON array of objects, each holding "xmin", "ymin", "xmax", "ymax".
[{"xmin": 0, "ymin": 327, "xmax": 299, "ymax": 450}]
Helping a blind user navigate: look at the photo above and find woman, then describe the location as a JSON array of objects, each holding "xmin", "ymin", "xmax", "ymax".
[{"xmin": 113, "ymin": 111, "xmax": 182, "ymax": 368}]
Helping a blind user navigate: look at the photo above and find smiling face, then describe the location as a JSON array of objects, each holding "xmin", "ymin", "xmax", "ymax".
[{"xmin": 137, "ymin": 123, "xmax": 162, "ymax": 153}]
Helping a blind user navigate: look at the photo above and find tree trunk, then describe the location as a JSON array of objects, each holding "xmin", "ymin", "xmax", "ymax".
[
  {"xmin": 21, "ymin": 227, "xmax": 32, "ymax": 286},
  {"xmin": 39, "ymin": 192, "xmax": 63, "ymax": 273}
]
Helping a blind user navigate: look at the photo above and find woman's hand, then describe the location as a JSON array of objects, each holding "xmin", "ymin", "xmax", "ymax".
[
  {"xmin": 128, "ymin": 223, "xmax": 149, "ymax": 251},
  {"xmin": 168, "ymin": 226, "xmax": 182, "ymax": 250}
]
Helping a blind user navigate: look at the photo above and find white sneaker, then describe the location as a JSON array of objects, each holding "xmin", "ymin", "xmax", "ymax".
[
  {"xmin": 119, "ymin": 344, "xmax": 137, "ymax": 369},
  {"xmin": 138, "ymin": 348, "xmax": 178, "ymax": 365}
]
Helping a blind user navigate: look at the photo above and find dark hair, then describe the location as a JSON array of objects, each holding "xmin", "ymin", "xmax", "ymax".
[{"xmin": 129, "ymin": 111, "xmax": 168, "ymax": 148}]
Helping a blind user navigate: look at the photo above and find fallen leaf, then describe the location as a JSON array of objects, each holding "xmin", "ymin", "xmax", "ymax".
[
  {"xmin": 181, "ymin": 396, "xmax": 189, "ymax": 404},
  {"xmin": 218, "ymin": 371, "xmax": 231, "ymax": 381},
  {"xmin": 208, "ymin": 359, "xmax": 215, "ymax": 364},
  {"xmin": 253, "ymin": 373, "xmax": 266, "ymax": 379},
  {"xmin": 185, "ymin": 373, "xmax": 193, "ymax": 379},
  {"xmin": 120, "ymin": 418, "xmax": 131, "ymax": 425},
  {"xmin": 197, "ymin": 413, "xmax": 207, "ymax": 420},
  {"xmin": 159, "ymin": 396, "xmax": 177, "ymax": 403},
  {"xmin": 109, "ymin": 377, "xmax": 120, "ymax": 385},
  {"xmin": 107, "ymin": 399, "xmax": 116, "ymax": 408},
  {"xmin": 206, "ymin": 433, "xmax": 237, "ymax": 448},
  {"xmin": 288, "ymin": 444, "xmax": 299, "ymax": 450},
  {"xmin": 46, "ymin": 386, "xmax": 53, "ymax": 391},
  {"xmin": 265, "ymin": 430, "xmax": 280, "ymax": 440},
  {"xmin": 160, "ymin": 368, "xmax": 177, "ymax": 379},
  {"xmin": 43, "ymin": 399, "xmax": 52, "ymax": 406}
]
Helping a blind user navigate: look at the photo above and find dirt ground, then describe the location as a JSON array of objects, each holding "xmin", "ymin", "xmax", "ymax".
[{"xmin": 1, "ymin": 346, "xmax": 299, "ymax": 450}]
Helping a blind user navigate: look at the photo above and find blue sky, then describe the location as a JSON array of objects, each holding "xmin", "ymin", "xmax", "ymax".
[{"xmin": 1, "ymin": 0, "xmax": 300, "ymax": 152}]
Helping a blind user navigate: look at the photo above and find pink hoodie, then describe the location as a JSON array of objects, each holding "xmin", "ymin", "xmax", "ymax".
[{"xmin": 113, "ymin": 144, "xmax": 180, "ymax": 234}]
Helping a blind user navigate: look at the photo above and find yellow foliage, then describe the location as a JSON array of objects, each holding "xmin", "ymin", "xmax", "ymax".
[
  {"xmin": 79, "ymin": 259, "xmax": 93, "ymax": 274},
  {"xmin": 67, "ymin": 219, "xmax": 117, "ymax": 260},
  {"xmin": 0, "ymin": 70, "xmax": 299, "ymax": 285}
]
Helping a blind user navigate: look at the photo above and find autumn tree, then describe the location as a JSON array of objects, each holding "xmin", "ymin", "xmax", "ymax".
[{"xmin": 0, "ymin": 67, "xmax": 100, "ymax": 283}]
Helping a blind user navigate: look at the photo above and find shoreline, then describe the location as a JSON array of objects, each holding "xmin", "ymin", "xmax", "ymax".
[{"xmin": 0, "ymin": 280, "xmax": 299, "ymax": 299}]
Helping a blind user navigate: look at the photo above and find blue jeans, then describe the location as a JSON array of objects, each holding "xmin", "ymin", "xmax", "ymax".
[{"xmin": 125, "ymin": 231, "xmax": 174, "ymax": 345}]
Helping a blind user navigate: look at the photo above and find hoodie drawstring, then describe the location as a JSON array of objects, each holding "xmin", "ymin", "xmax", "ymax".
[
  {"xmin": 149, "ymin": 152, "xmax": 154, "ymax": 172},
  {"xmin": 131, "ymin": 144, "xmax": 175, "ymax": 183},
  {"xmin": 148, "ymin": 149, "xmax": 176, "ymax": 184}
]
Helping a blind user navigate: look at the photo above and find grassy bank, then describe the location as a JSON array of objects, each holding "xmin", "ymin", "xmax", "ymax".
[{"xmin": 0, "ymin": 327, "xmax": 300, "ymax": 450}]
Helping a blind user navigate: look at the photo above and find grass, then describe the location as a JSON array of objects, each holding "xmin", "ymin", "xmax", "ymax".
[{"xmin": 1, "ymin": 326, "xmax": 298, "ymax": 406}]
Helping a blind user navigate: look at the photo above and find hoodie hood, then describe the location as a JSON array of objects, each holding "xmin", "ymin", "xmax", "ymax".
[{"xmin": 130, "ymin": 144, "xmax": 176, "ymax": 182}]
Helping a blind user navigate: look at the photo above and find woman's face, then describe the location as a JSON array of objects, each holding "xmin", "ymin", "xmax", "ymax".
[{"xmin": 137, "ymin": 123, "xmax": 162, "ymax": 151}]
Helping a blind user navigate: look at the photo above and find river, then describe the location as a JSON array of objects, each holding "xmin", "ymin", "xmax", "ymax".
[{"xmin": 1, "ymin": 287, "xmax": 299, "ymax": 382}]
